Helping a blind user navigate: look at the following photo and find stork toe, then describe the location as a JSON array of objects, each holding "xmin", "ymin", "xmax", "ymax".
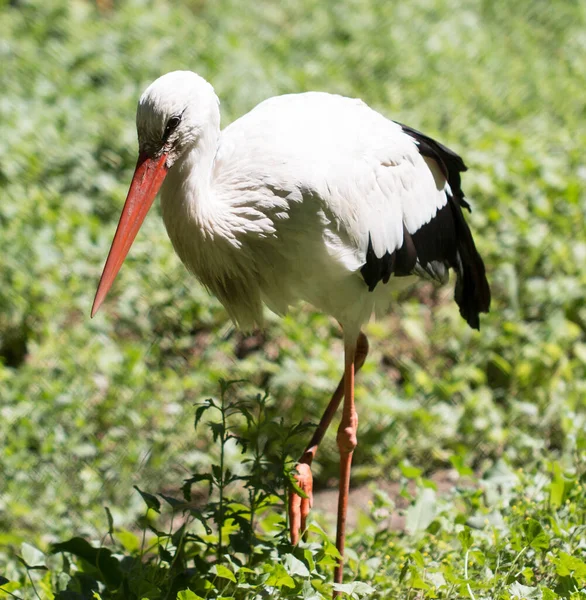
[{"xmin": 289, "ymin": 461, "xmax": 313, "ymax": 544}]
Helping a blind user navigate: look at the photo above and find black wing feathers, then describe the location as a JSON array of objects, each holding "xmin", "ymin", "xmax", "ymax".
[
  {"xmin": 408, "ymin": 202, "xmax": 458, "ymax": 268},
  {"xmin": 397, "ymin": 122, "xmax": 471, "ymax": 212},
  {"xmin": 361, "ymin": 225, "xmax": 418, "ymax": 291},
  {"xmin": 360, "ymin": 124, "xmax": 490, "ymax": 329}
]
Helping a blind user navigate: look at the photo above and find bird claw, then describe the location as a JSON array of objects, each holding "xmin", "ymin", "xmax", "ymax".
[{"xmin": 289, "ymin": 461, "xmax": 313, "ymax": 544}]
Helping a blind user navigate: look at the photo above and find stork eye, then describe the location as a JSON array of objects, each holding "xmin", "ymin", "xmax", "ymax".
[{"xmin": 162, "ymin": 116, "xmax": 181, "ymax": 141}]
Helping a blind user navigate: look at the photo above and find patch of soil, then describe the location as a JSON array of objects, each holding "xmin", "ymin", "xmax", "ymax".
[{"xmin": 312, "ymin": 469, "xmax": 473, "ymax": 531}]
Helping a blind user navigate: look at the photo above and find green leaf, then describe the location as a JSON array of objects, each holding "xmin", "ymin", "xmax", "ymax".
[
  {"xmin": 332, "ymin": 581, "xmax": 376, "ymax": 597},
  {"xmin": 194, "ymin": 399, "xmax": 215, "ymax": 429},
  {"xmin": 159, "ymin": 493, "xmax": 187, "ymax": 510},
  {"xmin": 16, "ymin": 556, "xmax": 47, "ymax": 571},
  {"xmin": 115, "ymin": 529, "xmax": 141, "ymax": 553},
  {"xmin": 399, "ymin": 461, "xmax": 422, "ymax": 479},
  {"xmin": 553, "ymin": 552, "xmax": 586, "ymax": 581},
  {"xmin": 284, "ymin": 553, "xmax": 310, "ymax": 578},
  {"xmin": 177, "ymin": 591, "xmax": 204, "ymax": 600},
  {"xmin": 508, "ymin": 582, "xmax": 540, "ymax": 599},
  {"xmin": 287, "ymin": 470, "xmax": 309, "ymax": 499},
  {"xmin": 549, "ymin": 462, "xmax": 569, "ymax": 508},
  {"xmin": 522, "ymin": 519, "xmax": 549, "ymax": 550},
  {"xmin": 210, "ymin": 564, "xmax": 237, "ymax": 583},
  {"xmin": 458, "ymin": 527, "xmax": 473, "ymax": 551},
  {"xmin": 20, "ymin": 542, "xmax": 45, "ymax": 568},
  {"xmin": 134, "ymin": 485, "xmax": 161, "ymax": 513},
  {"xmin": 104, "ymin": 507, "xmax": 114, "ymax": 536},
  {"xmin": 449, "ymin": 454, "xmax": 474, "ymax": 477},
  {"xmin": 50, "ymin": 537, "xmax": 122, "ymax": 588},
  {"xmin": 406, "ymin": 488, "xmax": 436, "ymax": 533},
  {"xmin": 182, "ymin": 473, "xmax": 213, "ymax": 501},
  {"xmin": 265, "ymin": 563, "xmax": 295, "ymax": 589},
  {"xmin": 210, "ymin": 422, "xmax": 225, "ymax": 443}
]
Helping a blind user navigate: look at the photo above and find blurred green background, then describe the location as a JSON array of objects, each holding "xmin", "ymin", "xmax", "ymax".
[{"xmin": 1, "ymin": 0, "xmax": 585, "ymax": 596}]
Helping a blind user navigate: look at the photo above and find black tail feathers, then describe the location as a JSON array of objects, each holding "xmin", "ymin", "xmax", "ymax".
[{"xmin": 450, "ymin": 201, "xmax": 491, "ymax": 329}]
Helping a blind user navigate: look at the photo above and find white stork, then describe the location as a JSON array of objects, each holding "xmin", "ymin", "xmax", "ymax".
[{"xmin": 92, "ymin": 71, "xmax": 490, "ymax": 589}]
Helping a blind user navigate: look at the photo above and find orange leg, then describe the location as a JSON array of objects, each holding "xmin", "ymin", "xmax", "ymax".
[
  {"xmin": 289, "ymin": 333, "xmax": 368, "ymax": 545},
  {"xmin": 333, "ymin": 340, "xmax": 358, "ymax": 592}
]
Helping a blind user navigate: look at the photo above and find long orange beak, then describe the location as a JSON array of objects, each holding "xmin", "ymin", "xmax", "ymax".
[{"xmin": 91, "ymin": 152, "xmax": 169, "ymax": 317}]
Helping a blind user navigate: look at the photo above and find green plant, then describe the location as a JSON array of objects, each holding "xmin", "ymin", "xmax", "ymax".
[
  {"xmin": 2, "ymin": 383, "xmax": 346, "ymax": 599},
  {"xmin": 2, "ymin": 385, "xmax": 585, "ymax": 598}
]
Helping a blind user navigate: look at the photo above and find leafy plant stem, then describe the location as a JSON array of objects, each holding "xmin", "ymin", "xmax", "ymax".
[
  {"xmin": 249, "ymin": 394, "xmax": 265, "ymax": 541},
  {"xmin": 25, "ymin": 569, "xmax": 41, "ymax": 600},
  {"xmin": 464, "ymin": 549, "xmax": 477, "ymax": 600},
  {"xmin": 139, "ymin": 508, "xmax": 148, "ymax": 561},
  {"xmin": 499, "ymin": 545, "xmax": 528, "ymax": 594},
  {"xmin": 217, "ymin": 387, "xmax": 227, "ymax": 564}
]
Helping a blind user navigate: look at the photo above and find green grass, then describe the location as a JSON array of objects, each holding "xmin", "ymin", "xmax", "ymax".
[{"xmin": 1, "ymin": 0, "xmax": 585, "ymax": 598}]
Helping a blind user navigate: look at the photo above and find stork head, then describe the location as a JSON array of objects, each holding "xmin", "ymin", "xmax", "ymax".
[
  {"xmin": 91, "ymin": 71, "xmax": 219, "ymax": 317},
  {"xmin": 136, "ymin": 71, "xmax": 219, "ymax": 169}
]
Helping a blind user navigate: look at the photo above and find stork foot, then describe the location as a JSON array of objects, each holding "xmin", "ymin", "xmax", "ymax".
[{"xmin": 289, "ymin": 457, "xmax": 313, "ymax": 544}]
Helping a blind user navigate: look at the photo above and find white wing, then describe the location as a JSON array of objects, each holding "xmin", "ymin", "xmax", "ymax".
[{"xmin": 215, "ymin": 92, "xmax": 449, "ymax": 272}]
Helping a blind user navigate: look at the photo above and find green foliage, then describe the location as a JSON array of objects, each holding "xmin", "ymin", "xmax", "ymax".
[
  {"xmin": 1, "ymin": 384, "xmax": 585, "ymax": 598},
  {"xmin": 1, "ymin": 0, "xmax": 586, "ymax": 597}
]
